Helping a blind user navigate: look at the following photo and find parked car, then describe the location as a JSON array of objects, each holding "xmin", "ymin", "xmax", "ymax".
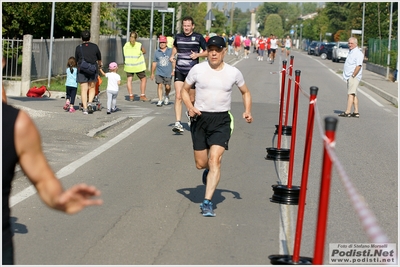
[
  {"xmin": 307, "ymin": 41, "xmax": 320, "ymax": 55},
  {"xmin": 318, "ymin": 43, "xmax": 336, "ymax": 60},
  {"xmin": 332, "ymin": 42, "xmax": 349, "ymax": 62},
  {"xmin": 314, "ymin": 42, "xmax": 328, "ymax": 56}
]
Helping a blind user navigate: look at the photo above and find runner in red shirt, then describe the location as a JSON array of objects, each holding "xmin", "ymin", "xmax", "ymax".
[
  {"xmin": 234, "ymin": 33, "xmax": 242, "ymax": 56},
  {"xmin": 257, "ymin": 36, "xmax": 266, "ymax": 61}
]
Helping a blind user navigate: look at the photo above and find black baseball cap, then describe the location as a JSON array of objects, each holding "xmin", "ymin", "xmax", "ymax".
[{"xmin": 207, "ymin": 36, "xmax": 226, "ymax": 48}]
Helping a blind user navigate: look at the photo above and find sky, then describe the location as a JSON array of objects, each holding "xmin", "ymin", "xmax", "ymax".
[
  {"xmin": 214, "ymin": 2, "xmax": 326, "ymax": 12},
  {"xmin": 215, "ymin": 2, "xmax": 261, "ymax": 12}
]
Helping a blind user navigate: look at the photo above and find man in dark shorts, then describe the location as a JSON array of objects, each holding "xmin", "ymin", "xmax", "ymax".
[
  {"xmin": 169, "ymin": 16, "xmax": 208, "ymax": 133},
  {"xmin": 181, "ymin": 36, "xmax": 253, "ymax": 217}
]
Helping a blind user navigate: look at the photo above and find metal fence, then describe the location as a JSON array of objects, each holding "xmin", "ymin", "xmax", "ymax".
[
  {"xmin": 2, "ymin": 38, "xmax": 23, "ymax": 79},
  {"xmin": 2, "ymin": 35, "xmax": 157, "ymax": 81},
  {"xmin": 367, "ymin": 38, "xmax": 398, "ymax": 70}
]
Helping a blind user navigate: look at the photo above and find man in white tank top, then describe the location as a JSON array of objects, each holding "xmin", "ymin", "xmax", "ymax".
[
  {"xmin": 180, "ymin": 36, "xmax": 253, "ymax": 217},
  {"xmin": 285, "ymin": 35, "xmax": 292, "ymax": 57},
  {"xmin": 269, "ymin": 35, "xmax": 278, "ymax": 63}
]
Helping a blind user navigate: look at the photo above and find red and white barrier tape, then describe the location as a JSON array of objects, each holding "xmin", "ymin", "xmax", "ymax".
[
  {"xmin": 272, "ymin": 62, "xmax": 393, "ymax": 246},
  {"xmin": 312, "ymin": 97, "xmax": 392, "ymax": 245}
]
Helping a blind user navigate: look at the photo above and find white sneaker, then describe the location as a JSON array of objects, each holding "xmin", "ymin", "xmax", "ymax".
[
  {"xmin": 164, "ymin": 96, "xmax": 169, "ymax": 105},
  {"xmin": 172, "ymin": 121, "xmax": 184, "ymax": 133},
  {"xmin": 156, "ymin": 100, "xmax": 163, "ymax": 107}
]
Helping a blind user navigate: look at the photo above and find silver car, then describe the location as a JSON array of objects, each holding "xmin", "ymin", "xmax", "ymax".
[{"xmin": 332, "ymin": 41, "xmax": 349, "ymax": 62}]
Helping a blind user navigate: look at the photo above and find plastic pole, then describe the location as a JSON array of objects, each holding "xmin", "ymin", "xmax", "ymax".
[
  {"xmin": 292, "ymin": 86, "xmax": 319, "ymax": 263},
  {"xmin": 286, "ymin": 70, "xmax": 301, "ymax": 189},
  {"xmin": 284, "ymin": 56, "xmax": 294, "ymax": 126},
  {"xmin": 312, "ymin": 117, "xmax": 338, "ymax": 265},
  {"xmin": 277, "ymin": 60, "xmax": 287, "ymax": 149}
]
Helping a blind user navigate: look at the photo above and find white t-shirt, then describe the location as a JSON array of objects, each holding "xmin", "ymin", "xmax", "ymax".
[
  {"xmin": 270, "ymin": 39, "xmax": 278, "ymax": 49},
  {"xmin": 285, "ymin": 38, "xmax": 291, "ymax": 48},
  {"xmin": 343, "ymin": 47, "xmax": 364, "ymax": 81},
  {"xmin": 105, "ymin": 72, "xmax": 121, "ymax": 92},
  {"xmin": 185, "ymin": 61, "xmax": 245, "ymax": 112}
]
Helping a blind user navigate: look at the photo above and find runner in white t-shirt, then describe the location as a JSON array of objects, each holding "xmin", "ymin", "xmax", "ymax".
[
  {"xmin": 269, "ymin": 35, "xmax": 278, "ymax": 63},
  {"xmin": 180, "ymin": 36, "xmax": 253, "ymax": 217}
]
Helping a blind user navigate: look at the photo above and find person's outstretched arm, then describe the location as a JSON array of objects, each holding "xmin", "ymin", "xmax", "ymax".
[{"xmin": 14, "ymin": 110, "xmax": 103, "ymax": 214}]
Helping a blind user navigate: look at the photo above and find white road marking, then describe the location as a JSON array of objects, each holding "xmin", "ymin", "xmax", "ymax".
[
  {"xmin": 328, "ymin": 68, "xmax": 384, "ymax": 107},
  {"xmin": 10, "ymin": 116, "xmax": 155, "ymax": 207}
]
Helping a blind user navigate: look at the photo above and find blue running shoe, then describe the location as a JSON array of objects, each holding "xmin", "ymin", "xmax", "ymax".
[
  {"xmin": 200, "ymin": 200, "xmax": 215, "ymax": 217},
  {"xmin": 202, "ymin": 169, "xmax": 209, "ymax": 185}
]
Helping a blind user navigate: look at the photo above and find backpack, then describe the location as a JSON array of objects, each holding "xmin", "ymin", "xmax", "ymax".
[
  {"xmin": 79, "ymin": 45, "xmax": 97, "ymax": 75},
  {"xmin": 26, "ymin": 85, "xmax": 51, "ymax": 98}
]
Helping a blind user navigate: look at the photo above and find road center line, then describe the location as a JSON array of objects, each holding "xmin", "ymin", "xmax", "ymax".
[{"xmin": 10, "ymin": 116, "xmax": 155, "ymax": 207}]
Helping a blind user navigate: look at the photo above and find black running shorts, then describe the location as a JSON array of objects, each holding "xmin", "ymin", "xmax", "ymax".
[{"xmin": 190, "ymin": 111, "xmax": 234, "ymax": 151}]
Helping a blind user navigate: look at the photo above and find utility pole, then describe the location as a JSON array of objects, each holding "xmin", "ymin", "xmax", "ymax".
[
  {"xmin": 206, "ymin": 2, "xmax": 212, "ymax": 32},
  {"xmin": 90, "ymin": 2, "xmax": 101, "ymax": 45},
  {"xmin": 176, "ymin": 4, "xmax": 182, "ymax": 34},
  {"xmin": 230, "ymin": 2, "xmax": 235, "ymax": 35},
  {"xmin": 386, "ymin": 2, "xmax": 393, "ymax": 80}
]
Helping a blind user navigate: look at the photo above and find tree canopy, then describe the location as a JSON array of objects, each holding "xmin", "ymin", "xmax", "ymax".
[{"xmin": 1, "ymin": 1, "xmax": 398, "ymax": 48}]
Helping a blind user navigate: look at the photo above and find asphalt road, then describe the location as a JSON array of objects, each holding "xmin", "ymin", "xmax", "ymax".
[{"xmin": 9, "ymin": 50, "xmax": 398, "ymax": 265}]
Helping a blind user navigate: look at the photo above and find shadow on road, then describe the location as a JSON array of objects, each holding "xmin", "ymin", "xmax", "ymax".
[{"xmin": 177, "ymin": 185, "xmax": 242, "ymax": 209}]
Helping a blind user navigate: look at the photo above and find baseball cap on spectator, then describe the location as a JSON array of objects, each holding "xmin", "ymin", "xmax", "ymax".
[
  {"xmin": 159, "ymin": 36, "xmax": 167, "ymax": 43},
  {"xmin": 207, "ymin": 36, "xmax": 226, "ymax": 48},
  {"xmin": 109, "ymin": 62, "xmax": 118, "ymax": 70}
]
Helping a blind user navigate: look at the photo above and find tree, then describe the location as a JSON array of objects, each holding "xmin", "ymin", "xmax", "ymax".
[
  {"xmin": 301, "ymin": 3, "xmax": 318, "ymax": 15},
  {"xmin": 262, "ymin": 14, "xmax": 283, "ymax": 38},
  {"xmin": 2, "ymin": 2, "xmax": 117, "ymax": 39}
]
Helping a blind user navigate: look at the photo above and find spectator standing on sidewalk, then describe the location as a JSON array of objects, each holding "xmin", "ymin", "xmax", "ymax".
[
  {"xmin": 169, "ymin": 16, "xmax": 208, "ymax": 133},
  {"xmin": 181, "ymin": 36, "xmax": 253, "ymax": 217},
  {"xmin": 63, "ymin": 56, "xmax": 78, "ymax": 113},
  {"xmin": 75, "ymin": 30, "xmax": 102, "ymax": 115},
  {"xmin": 99, "ymin": 62, "xmax": 121, "ymax": 114},
  {"xmin": 2, "ymin": 102, "xmax": 103, "ymax": 264},
  {"xmin": 151, "ymin": 36, "xmax": 174, "ymax": 107},
  {"xmin": 123, "ymin": 31, "xmax": 150, "ymax": 102},
  {"xmin": 339, "ymin": 37, "xmax": 364, "ymax": 118}
]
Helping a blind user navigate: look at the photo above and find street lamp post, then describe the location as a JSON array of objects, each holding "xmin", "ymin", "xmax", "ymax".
[
  {"xmin": 294, "ymin": 24, "xmax": 298, "ymax": 49},
  {"xmin": 291, "ymin": 25, "xmax": 294, "ymax": 42}
]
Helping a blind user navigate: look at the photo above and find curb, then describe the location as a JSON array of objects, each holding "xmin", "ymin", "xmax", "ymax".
[
  {"xmin": 86, "ymin": 116, "xmax": 131, "ymax": 137},
  {"xmin": 361, "ymin": 80, "xmax": 398, "ymax": 107}
]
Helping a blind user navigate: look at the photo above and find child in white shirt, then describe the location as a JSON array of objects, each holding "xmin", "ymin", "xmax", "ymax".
[{"xmin": 99, "ymin": 62, "xmax": 121, "ymax": 114}]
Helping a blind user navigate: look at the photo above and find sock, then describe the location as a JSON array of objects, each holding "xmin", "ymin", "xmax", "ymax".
[{"xmin": 203, "ymin": 199, "xmax": 210, "ymax": 204}]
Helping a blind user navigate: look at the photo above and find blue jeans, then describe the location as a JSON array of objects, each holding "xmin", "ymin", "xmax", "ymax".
[{"xmin": 228, "ymin": 45, "xmax": 233, "ymax": 55}]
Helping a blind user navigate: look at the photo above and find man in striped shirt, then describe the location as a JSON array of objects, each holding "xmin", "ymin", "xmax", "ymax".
[{"xmin": 169, "ymin": 16, "xmax": 208, "ymax": 133}]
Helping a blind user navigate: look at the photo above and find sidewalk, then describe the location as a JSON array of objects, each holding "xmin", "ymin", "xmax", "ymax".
[{"xmin": 359, "ymin": 65, "xmax": 398, "ymax": 106}]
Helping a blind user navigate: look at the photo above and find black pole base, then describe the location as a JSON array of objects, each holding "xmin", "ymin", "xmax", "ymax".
[
  {"xmin": 269, "ymin": 254, "xmax": 313, "ymax": 265},
  {"xmin": 266, "ymin": 147, "xmax": 290, "ymax": 161},
  {"xmin": 270, "ymin": 184, "xmax": 300, "ymax": 205},
  {"xmin": 275, "ymin": 125, "xmax": 292, "ymax": 136}
]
